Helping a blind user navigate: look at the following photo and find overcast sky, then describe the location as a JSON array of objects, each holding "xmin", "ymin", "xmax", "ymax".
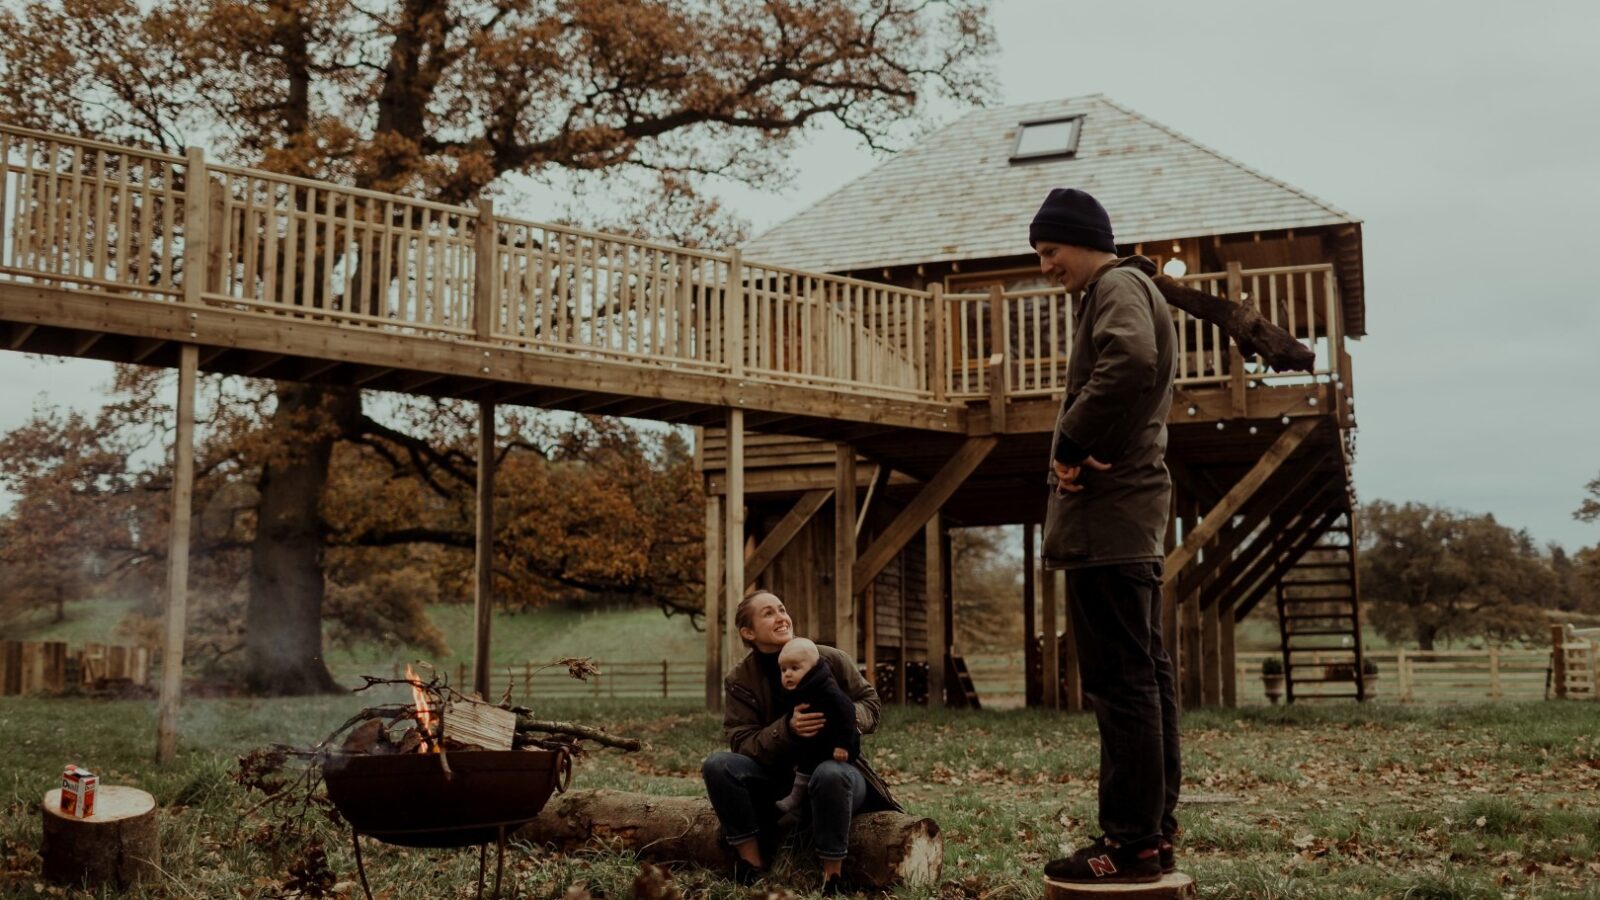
[{"xmin": 2, "ymin": 0, "xmax": 1597, "ymax": 549}]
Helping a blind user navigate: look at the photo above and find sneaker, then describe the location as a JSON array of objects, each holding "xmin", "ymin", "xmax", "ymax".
[
  {"xmin": 1159, "ymin": 837, "xmax": 1175, "ymax": 874},
  {"xmin": 1043, "ymin": 835, "xmax": 1162, "ymax": 884}
]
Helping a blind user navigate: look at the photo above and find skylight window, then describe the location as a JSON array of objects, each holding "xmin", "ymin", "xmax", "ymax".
[{"xmin": 1011, "ymin": 116, "xmax": 1082, "ymax": 162}]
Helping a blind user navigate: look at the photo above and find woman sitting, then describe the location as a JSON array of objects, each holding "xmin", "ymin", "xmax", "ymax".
[{"xmin": 701, "ymin": 590, "xmax": 900, "ymax": 894}]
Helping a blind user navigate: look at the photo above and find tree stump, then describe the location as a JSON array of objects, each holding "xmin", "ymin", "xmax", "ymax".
[
  {"xmin": 518, "ymin": 789, "xmax": 941, "ymax": 889},
  {"xmin": 1045, "ymin": 873, "xmax": 1197, "ymax": 899},
  {"xmin": 40, "ymin": 786, "xmax": 159, "ymax": 890}
]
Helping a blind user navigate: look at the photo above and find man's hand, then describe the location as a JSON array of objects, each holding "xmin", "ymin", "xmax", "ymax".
[
  {"xmin": 832, "ymin": 747, "xmax": 849, "ymax": 762},
  {"xmin": 789, "ymin": 703, "xmax": 826, "ymax": 738},
  {"xmin": 1052, "ymin": 456, "xmax": 1111, "ymax": 494}
]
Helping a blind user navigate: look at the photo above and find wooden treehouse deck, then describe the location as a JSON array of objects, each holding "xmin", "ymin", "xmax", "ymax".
[{"xmin": 0, "ymin": 123, "xmax": 1363, "ymax": 712}]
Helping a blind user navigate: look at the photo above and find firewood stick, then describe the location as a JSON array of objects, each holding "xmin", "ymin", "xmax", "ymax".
[
  {"xmin": 513, "ymin": 716, "xmax": 642, "ymax": 752},
  {"xmin": 1152, "ymin": 275, "xmax": 1316, "ymax": 373}
]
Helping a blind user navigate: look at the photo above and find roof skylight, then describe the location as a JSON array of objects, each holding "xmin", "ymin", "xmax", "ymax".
[{"xmin": 1011, "ymin": 116, "xmax": 1082, "ymax": 162}]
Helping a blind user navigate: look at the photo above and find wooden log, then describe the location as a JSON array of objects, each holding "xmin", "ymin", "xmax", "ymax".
[
  {"xmin": 1045, "ymin": 873, "xmax": 1196, "ymax": 899},
  {"xmin": 1153, "ymin": 275, "xmax": 1314, "ymax": 374},
  {"xmin": 41, "ymin": 786, "xmax": 159, "ymax": 890},
  {"xmin": 518, "ymin": 789, "xmax": 942, "ymax": 889}
]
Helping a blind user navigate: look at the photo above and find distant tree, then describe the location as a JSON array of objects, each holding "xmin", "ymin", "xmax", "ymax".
[
  {"xmin": 0, "ymin": 0, "xmax": 996, "ymax": 693},
  {"xmin": 1576, "ymin": 473, "xmax": 1600, "ymax": 524},
  {"xmin": 950, "ymin": 526, "xmax": 1023, "ymax": 653},
  {"xmin": 1360, "ymin": 500, "xmax": 1557, "ymax": 649}
]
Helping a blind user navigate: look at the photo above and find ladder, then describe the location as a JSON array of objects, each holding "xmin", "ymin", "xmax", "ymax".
[
  {"xmin": 1276, "ymin": 512, "xmax": 1368, "ymax": 703},
  {"xmin": 946, "ymin": 654, "xmax": 982, "ymax": 709}
]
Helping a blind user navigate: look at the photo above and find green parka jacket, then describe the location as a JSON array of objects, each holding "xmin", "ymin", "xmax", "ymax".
[
  {"xmin": 722, "ymin": 644, "xmax": 901, "ymax": 813},
  {"xmin": 1044, "ymin": 255, "xmax": 1177, "ymax": 570}
]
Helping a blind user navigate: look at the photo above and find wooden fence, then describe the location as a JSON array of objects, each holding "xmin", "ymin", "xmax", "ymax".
[
  {"xmin": 0, "ymin": 640, "xmax": 152, "ymax": 696},
  {"xmin": 960, "ymin": 649, "xmax": 1563, "ymax": 707}
]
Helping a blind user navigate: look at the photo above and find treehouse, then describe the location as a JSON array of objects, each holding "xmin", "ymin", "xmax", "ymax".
[{"xmin": 698, "ymin": 95, "xmax": 1369, "ymax": 708}]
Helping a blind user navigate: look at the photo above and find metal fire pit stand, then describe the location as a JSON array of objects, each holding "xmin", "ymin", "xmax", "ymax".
[{"xmin": 349, "ymin": 820, "xmax": 527, "ymax": 900}]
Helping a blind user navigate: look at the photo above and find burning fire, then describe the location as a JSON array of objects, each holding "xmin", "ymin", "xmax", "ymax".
[{"xmin": 406, "ymin": 664, "xmax": 440, "ymax": 753}]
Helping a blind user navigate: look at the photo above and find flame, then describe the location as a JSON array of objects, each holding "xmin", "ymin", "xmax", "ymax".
[{"xmin": 405, "ymin": 664, "xmax": 439, "ymax": 753}]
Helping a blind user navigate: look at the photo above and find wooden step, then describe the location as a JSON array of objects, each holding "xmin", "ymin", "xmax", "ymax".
[
  {"xmin": 1281, "ymin": 579, "xmax": 1353, "ymax": 587},
  {"xmin": 1284, "ymin": 628, "xmax": 1359, "ymax": 636},
  {"xmin": 1281, "ymin": 613, "xmax": 1356, "ymax": 621}
]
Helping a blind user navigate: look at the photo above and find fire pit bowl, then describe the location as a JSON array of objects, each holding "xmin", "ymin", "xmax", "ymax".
[{"xmin": 322, "ymin": 749, "xmax": 571, "ymax": 848}]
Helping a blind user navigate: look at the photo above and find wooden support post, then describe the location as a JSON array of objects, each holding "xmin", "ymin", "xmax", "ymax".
[
  {"xmin": 182, "ymin": 147, "xmax": 208, "ymax": 306},
  {"xmin": 472, "ymin": 401, "xmax": 495, "ymax": 700},
  {"xmin": 1551, "ymin": 625, "xmax": 1567, "ymax": 699},
  {"xmin": 834, "ymin": 443, "xmax": 857, "ymax": 656},
  {"xmin": 853, "ymin": 437, "xmax": 996, "ymax": 587},
  {"xmin": 1161, "ymin": 494, "xmax": 1178, "ymax": 713},
  {"xmin": 1023, "ymin": 524, "xmax": 1039, "ymax": 707},
  {"xmin": 724, "ymin": 410, "xmax": 746, "ymax": 671},
  {"xmin": 1062, "ymin": 573, "xmax": 1083, "ymax": 711},
  {"xmin": 925, "ymin": 515, "xmax": 945, "ymax": 708},
  {"xmin": 1201, "ymin": 596, "xmax": 1221, "ymax": 707},
  {"xmin": 473, "ymin": 199, "xmax": 496, "ymax": 340},
  {"xmin": 1042, "ymin": 563, "xmax": 1059, "ymax": 709},
  {"xmin": 1226, "ymin": 261, "xmax": 1248, "ymax": 418},
  {"xmin": 1220, "ymin": 601, "xmax": 1238, "ymax": 708},
  {"xmin": 930, "ymin": 284, "xmax": 947, "ymax": 403},
  {"xmin": 704, "ymin": 492, "xmax": 723, "ymax": 710},
  {"xmin": 155, "ymin": 342, "xmax": 197, "ymax": 763},
  {"xmin": 727, "ymin": 249, "xmax": 745, "ymax": 377},
  {"xmin": 864, "ymin": 583, "xmax": 878, "ymax": 682},
  {"xmin": 1180, "ymin": 495, "xmax": 1203, "ymax": 709},
  {"xmin": 986, "ymin": 285, "xmax": 1008, "ymax": 432}
]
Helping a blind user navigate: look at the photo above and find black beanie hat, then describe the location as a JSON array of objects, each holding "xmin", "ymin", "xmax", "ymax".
[{"xmin": 1028, "ymin": 188, "xmax": 1117, "ymax": 254}]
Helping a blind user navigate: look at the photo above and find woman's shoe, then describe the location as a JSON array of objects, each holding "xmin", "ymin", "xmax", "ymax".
[{"xmin": 820, "ymin": 874, "xmax": 844, "ymax": 896}]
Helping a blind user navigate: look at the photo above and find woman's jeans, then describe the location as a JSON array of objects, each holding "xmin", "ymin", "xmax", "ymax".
[{"xmin": 702, "ymin": 751, "xmax": 867, "ymax": 860}]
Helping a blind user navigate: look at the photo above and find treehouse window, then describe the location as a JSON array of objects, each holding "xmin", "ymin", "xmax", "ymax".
[{"xmin": 1011, "ymin": 116, "xmax": 1081, "ymax": 162}]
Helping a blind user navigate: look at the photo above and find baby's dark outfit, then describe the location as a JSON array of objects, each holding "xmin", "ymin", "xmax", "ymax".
[{"xmin": 773, "ymin": 657, "xmax": 861, "ymax": 816}]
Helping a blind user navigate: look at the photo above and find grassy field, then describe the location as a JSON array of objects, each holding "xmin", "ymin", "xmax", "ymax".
[{"xmin": 2, "ymin": 696, "xmax": 1599, "ymax": 899}]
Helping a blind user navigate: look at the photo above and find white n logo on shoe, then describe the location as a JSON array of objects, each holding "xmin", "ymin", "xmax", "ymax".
[{"xmin": 1087, "ymin": 855, "xmax": 1117, "ymax": 877}]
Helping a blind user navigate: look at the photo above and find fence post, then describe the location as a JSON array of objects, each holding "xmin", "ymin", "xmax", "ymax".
[
  {"xmin": 930, "ymin": 283, "xmax": 947, "ymax": 402},
  {"xmin": 727, "ymin": 249, "xmax": 745, "ymax": 376},
  {"xmin": 524, "ymin": 662, "xmax": 532, "ymax": 702},
  {"xmin": 1225, "ymin": 261, "xmax": 1248, "ymax": 417},
  {"xmin": 1396, "ymin": 647, "xmax": 1411, "ymax": 702},
  {"xmin": 986, "ymin": 285, "xmax": 1007, "ymax": 432},
  {"xmin": 182, "ymin": 146, "xmax": 208, "ymax": 305},
  {"xmin": 1489, "ymin": 646, "xmax": 1501, "ymax": 701},
  {"xmin": 661, "ymin": 660, "xmax": 669, "ymax": 698},
  {"xmin": 1551, "ymin": 624, "xmax": 1567, "ymax": 699},
  {"xmin": 473, "ymin": 198, "xmax": 496, "ymax": 341}
]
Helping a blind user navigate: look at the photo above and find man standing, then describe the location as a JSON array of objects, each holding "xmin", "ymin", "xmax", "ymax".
[{"xmin": 1031, "ymin": 188, "xmax": 1181, "ymax": 884}]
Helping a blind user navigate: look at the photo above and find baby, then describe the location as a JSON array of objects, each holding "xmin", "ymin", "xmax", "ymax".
[{"xmin": 774, "ymin": 637, "xmax": 861, "ymax": 816}]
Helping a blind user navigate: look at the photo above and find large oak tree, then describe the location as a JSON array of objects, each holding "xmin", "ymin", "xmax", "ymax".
[{"xmin": 0, "ymin": 0, "xmax": 995, "ymax": 692}]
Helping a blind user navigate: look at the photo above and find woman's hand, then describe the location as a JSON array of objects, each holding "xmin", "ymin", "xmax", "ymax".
[
  {"xmin": 789, "ymin": 703, "xmax": 826, "ymax": 738},
  {"xmin": 832, "ymin": 747, "xmax": 849, "ymax": 762}
]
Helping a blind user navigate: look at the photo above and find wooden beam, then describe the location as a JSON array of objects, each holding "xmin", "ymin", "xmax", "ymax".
[
  {"xmin": 352, "ymin": 364, "xmax": 396, "ymax": 386},
  {"xmin": 7, "ymin": 323, "xmax": 38, "ymax": 350},
  {"xmin": 128, "ymin": 337, "xmax": 165, "ymax": 363},
  {"xmin": 986, "ymin": 285, "xmax": 1007, "ymax": 433},
  {"xmin": 1164, "ymin": 418, "xmax": 1319, "ymax": 575},
  {"xmin": 1023, "ymin": 523, "xmax": 1038, "ymax": 707},
  {"xmin": 1219, "ymin": 600, "xmax": 1238, "ymax": 708},
  {"xmin": 855, "ymin": 463, "xmax": 893, "ymax": 539},
  {"xmin": 1042, "ymin": 563, "xmax": 1059, "ymax": 709},
  {"xmin": 1203, "ymin": 483, "xmax": 1340, "ymax": 611},
  {"xmin": 471, "ymin": 402, "xmax": 495, "ymax": 700},
  {"xmin": 71, "ymin": 331, "xmax": 102, "ymax": 356},
  {"xmin": 294, "ymin": 358, "xmax": 343, "ymax": 382},
  {"xmin": 725, "ymin": 409, "xmax": 746, "ymax": 669},
  {"xmin": 1176, "ymin": 455, "xmax": 1324, "ymax": 599},
  {"xmin": 155, "ymin": 343, "xmax": 197, "ymax": 763},
  {"xmin": 704, "ymin": 492, "xmax": 723, "ymax": 710},
  {"xmin": 743, "ymin": 489, "xmax": 832, "ymax": 586},
  {"xmin": 1222, "ymin": 492, "xmax": 1342, "ymax": 618},
  {"xmin": 1226, "ymin": 262, "xmax": 1248, "ymax": 418},
  {"xmin": 834, "ymin": 443, "xmax": 857, "ymax": 655},
  {"xmin": 852, "ymin": 436, "xmax": 997, "ymax": 588},
  {"xmin": 925, "ymin": 516, "xmax": 945, "ymax": 707}
]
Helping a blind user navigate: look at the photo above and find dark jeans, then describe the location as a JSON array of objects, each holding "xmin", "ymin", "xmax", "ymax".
[
  {"xmin": 1065, "ymin": 562, "xmax": 1181, "ymax": 845},
  {"xmin": 702, "ymin": 752, "xmax": 867, "ymax": 860}
]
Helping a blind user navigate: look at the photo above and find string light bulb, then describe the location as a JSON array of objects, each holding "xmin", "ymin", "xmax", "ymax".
[
  {"xmin": 1281, "ymin": 416, "xmax": 1291, "ymax": 425},
  {"xmin": 1216, "ymin": 422, "xmax": 1225, "ymax": 431},
  {"xmin": 1186, "ymin": 404, "xmax": 1198, "ymax": 416}
]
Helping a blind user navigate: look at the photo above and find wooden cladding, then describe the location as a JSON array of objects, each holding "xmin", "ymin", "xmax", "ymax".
[{"xmin": 0, "ymin": 640, "xmax": 152, "ymax": 696}]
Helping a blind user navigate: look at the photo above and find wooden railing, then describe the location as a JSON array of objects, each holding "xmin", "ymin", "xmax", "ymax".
[
  {"xmin": 942, "ymin": 264, "xmax": 1343, "ymax": 400},
  {"xmin": 2, "ymin": 122, "xmax": 1347, "ymax": 409}
]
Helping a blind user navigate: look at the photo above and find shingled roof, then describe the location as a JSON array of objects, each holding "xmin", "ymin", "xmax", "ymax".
[{"xmin": 745, "ymin": 94, "xmax": 1360, "ymax": 273}]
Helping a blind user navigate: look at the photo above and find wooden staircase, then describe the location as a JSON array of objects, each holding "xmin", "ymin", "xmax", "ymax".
[
  {"xmin": 946, "ymin": 654, "xmax": 982, "ymax": 709},
  {"xmin": 1276, "ymin": 512, "xmax": 1368, "ymax": 702}
]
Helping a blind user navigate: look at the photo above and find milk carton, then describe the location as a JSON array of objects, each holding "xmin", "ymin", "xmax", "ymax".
[{"xmin": 60, "ymin": 765, "xmax": 98, "ymax": 818}]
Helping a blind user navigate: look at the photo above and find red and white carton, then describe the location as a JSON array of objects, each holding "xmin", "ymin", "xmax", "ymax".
[{"xmin": 60, "ymin": 765, "xmax": 98, "ymax": 818}]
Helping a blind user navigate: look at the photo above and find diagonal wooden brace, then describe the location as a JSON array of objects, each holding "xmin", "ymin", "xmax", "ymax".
[
  {"xmin": 852, "ymin": 437, "xmax": 997, "ymax": 589},
  {"xmin": 744, "ymin": 489, "xmax": 833, "ymax": 587},
  {"xmin": 1164, "ymin": 418, "xmax": 1320, "ymax": 577}
]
